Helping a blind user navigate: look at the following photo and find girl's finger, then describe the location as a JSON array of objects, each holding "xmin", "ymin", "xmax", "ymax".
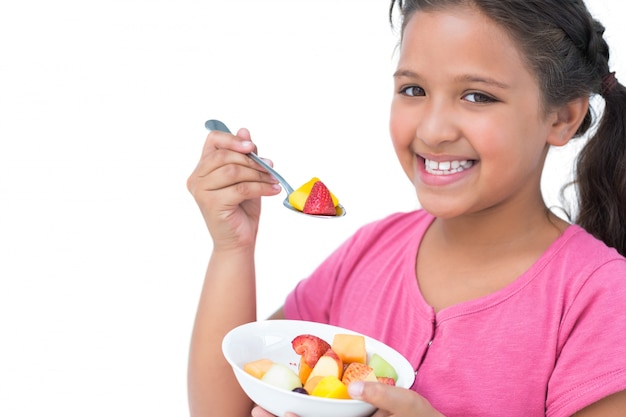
[
  {"xmin": 199, "ymin": 163, "xmax": 279, "ymax": 192},
  {"xmin": 250, "ymin": 405, "xmax": 277, "ymax": 417},
  {"xmin": 200, "ymin": 129, "xmax": 256, "ymax": 159},
  {"xmin": 193, "ymin": 147, "xmax": 275, "ymax": 182},
  {"xmin": 349, "ymin": 382, "xmax": 439, "ymax": 416}
]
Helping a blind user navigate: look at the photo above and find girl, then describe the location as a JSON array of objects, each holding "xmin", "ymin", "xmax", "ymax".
[{"xmin": 186, "ymin": 0, "xmax": 626, "ymax": 416}]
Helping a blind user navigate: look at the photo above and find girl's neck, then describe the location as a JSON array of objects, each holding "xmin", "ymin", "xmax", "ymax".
[
  {"xmin": 417, "ymin": 202, "xmax": 570, "ymax": 313},
  {"xmin": 431, "ymin": 202, "xmax": 568, "ymax": 255}
]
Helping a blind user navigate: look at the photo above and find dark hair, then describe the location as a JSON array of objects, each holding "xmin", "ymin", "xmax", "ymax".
[{"xmin": 390, "ymin": 0, "xmax": 626, "ymax": 256}]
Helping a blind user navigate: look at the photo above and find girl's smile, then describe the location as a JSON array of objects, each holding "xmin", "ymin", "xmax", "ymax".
[
  {"xmin": 417, "ymin": 154, "xmax": 477, "ymax": 187},
  {"xmin": 423, "ymin": 158, "xmax": 474, "ymax": 175}
]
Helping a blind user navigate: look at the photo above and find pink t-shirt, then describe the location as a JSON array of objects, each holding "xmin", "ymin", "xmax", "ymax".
[{"xmin": 284, "ymin": 210, "xmax": 626, "ymax": 417}]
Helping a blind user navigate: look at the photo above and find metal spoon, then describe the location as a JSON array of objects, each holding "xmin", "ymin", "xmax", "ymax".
[{"xmin": 204, "ymin": 119, "xmax": 346, "ymax": 218}]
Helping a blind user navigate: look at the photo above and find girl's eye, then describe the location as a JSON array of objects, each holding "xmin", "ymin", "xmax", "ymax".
[
  {"xmin": 464, "ymin": 92, "xmax": 496, "ymax": 103},
  {"xmin": 400, "ymin": 86, "xmax": 425, "ymax": 97}
]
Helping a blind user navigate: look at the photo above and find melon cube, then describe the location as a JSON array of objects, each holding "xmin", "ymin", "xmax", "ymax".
[
  {"xmin": 243, "ymin": 358, "xmax": 274, "ymax": 379},
  {"xmin": 304, "ymin": 375, "xmax": 324, "ymax": 394},
  {"xmin": 368, "ymin": 353, "xmax": 398, "ymax": 382},
  {"xmin": 332, "ymin": 333, "xmax": 367, "ymax": 364},
  {"xmin": 298, "ymin": 355, "xmax": 313, "ymax": 384}
]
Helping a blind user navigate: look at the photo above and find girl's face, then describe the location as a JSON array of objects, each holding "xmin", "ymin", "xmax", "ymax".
[{"xmin": 390, "ymin": 6, "xmax": 558, "ymax": 219}]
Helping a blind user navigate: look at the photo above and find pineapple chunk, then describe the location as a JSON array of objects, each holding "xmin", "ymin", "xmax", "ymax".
[{"xmin": 310, "ymin": 375, "xmax": 350, "ymax": 399}]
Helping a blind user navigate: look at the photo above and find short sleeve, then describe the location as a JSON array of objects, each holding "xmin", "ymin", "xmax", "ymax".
[{"xmin": 546, "ymin": 258, "xmax": 626, "ymax": 417}]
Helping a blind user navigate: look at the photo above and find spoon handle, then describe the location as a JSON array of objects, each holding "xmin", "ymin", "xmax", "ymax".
[
  {"xmin": 246, "ymin": 152, "xmax": 294, "ymax": 195},
  {"xmin": 204, "ymin": 119, "xmax": 294, "ymax": 195}
]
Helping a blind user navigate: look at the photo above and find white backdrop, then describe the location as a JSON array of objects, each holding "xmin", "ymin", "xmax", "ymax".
[{"xmin": 1, "ymin": 1, "xmax": 624, "ymax": 416}]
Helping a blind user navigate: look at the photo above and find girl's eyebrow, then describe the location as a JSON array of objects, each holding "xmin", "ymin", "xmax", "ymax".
[
  {"xmin": 393, "ymin": 69, "xmax": 419, "ymax": 79},
  {"xmin": 454, "ymin": 74, "xmax": 510, "ymax": 89},
  {"xmin": 393, "ymin": 69, "xmax": 510, "ymax": 89}
]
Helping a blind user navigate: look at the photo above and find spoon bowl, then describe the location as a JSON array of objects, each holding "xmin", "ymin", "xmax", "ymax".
[{"xmin": 204, "ymin": 119, "xmax": 346, "ymax": 218}]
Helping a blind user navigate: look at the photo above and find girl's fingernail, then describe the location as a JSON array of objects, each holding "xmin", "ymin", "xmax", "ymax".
[
  {"xmin": 348, "ymin": 381, "xmax": 364, "ymax": 399},
  {"xmin": 241, "ymin": 141, "xmax": 253, "ymax": 148}
]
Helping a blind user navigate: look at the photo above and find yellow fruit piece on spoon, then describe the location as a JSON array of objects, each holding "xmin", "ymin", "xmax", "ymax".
[
  {"xmin": 288, "ymin": 177, "xmax": 339, "ymax": 211},
  {"xmin": 310, "ymin": 375, "xmax": 351, "ymax": 399}
]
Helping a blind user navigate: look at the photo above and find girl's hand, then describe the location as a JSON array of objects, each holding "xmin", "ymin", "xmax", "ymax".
[
  {"xmin": 250, "ymin": 382, "xmax": 444, "ymax": 417},
  {"xmin": 187, "ymin": 127, "xmax": 281, "ymax": 252},
  {"xmin": 251, "ymin": 405, "xmax": 297, "ymax": 417},
  {"xmin": 349, "ymin": 382, "xmax": 446, "ymax": 417}
]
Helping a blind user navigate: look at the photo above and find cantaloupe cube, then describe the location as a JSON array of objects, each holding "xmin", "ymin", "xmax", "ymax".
[
  {"xmin": 304, "ymin": 375, "xmax": 324, "ymax": 394},
  {"xmin": 332, "ymin": 334, "xmax": 367, "ymax": 364},
  {"xmin": 243, "ymin": 358, "xmax": 274, "ymax": 379},
  {"xmin": 298, "ymin": 356, "xmax": 313, "ymax": 384}
]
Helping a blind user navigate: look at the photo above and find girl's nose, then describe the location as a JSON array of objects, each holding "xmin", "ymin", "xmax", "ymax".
[{"xmin": 414, "ymin": 99, "xmax": 460, "ymax": 148}]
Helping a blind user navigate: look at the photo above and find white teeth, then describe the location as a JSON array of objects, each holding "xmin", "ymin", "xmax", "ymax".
[{"xmin": 425, "ymin": 158, "xmax": 473, "ymax": 175}]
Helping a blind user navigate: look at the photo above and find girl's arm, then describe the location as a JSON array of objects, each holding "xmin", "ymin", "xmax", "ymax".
[
  {"xmin": 186, "ymin": 127, "xmax": 281, "ymax": 416},
  {"xmin": 188, "ymin": 247, "xmax": 257, "ymax": 417},
  {"xmin": 572, "ymin": 390, "xmax": 626, "ymax": 417}
]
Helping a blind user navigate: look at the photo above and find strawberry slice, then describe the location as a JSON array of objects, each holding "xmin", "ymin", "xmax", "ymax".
[
  {"xmin": 291, "ymin": 334, "xmax": 332, "ymax": 368},
  {"xmin": 302, "ymin": 181, "xmax": 336, "ymax": 216}
]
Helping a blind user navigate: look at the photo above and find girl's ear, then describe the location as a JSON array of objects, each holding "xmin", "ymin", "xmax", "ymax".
[{"xmin": 547, "ymin": 96, "xmax": 589, "ymax": 146}]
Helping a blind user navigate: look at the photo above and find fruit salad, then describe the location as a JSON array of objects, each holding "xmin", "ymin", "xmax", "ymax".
[
  {"xmin": 288, "ymin": 177, "xmax": 339, "ymax": 216},
  {"xmin": 243, "ymin": 333, "xmax": 398, "ymax": 400}
]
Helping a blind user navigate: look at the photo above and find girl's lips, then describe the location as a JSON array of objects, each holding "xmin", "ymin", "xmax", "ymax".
[{"xmin": 416, "ymin": 155, "xmax": 477, "ymax": 186}]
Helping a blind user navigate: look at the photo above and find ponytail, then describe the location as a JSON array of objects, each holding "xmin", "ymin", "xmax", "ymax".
[{"xmin": 575, "ymin": 77, "xmax": 626, "ymax": 256}]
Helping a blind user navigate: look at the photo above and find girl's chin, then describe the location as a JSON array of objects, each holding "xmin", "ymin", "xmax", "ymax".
[
  {"xmin": 420, "ymin": 206, "xmax": 466, "ymax": 220},
  {"xmin": 415, "ymin": 189, "xmax": 471, "ymax": 219}
]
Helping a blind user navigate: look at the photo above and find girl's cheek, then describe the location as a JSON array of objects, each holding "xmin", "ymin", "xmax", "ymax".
[{"xmin": 390, "ymin": 114, "xmax": 414, "ymax": 147}]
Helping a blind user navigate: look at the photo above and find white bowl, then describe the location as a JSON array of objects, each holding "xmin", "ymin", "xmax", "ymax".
[{"xmin": 222, "ymin": 319, "xmax": 416, "ymax": 417}]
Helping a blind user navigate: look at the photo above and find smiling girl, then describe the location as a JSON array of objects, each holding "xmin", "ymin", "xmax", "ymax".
[{"xmin": 186, "ymin": 1, "xmax": 626, "ymax": 416}]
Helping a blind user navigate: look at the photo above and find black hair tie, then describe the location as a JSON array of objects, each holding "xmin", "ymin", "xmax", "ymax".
[{"xmin": 601, "ymin": 71, "xmax": 618, "ymax": 96}]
